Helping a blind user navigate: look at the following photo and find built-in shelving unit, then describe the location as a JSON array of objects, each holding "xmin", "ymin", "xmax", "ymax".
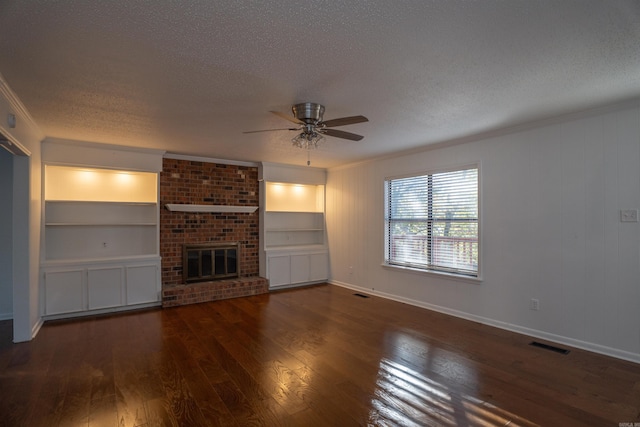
[
  {"xmin": 260, "ymin": 169, "xmax": 329, "ymax": 289},
  {"xmin": 41, "ymin": 162, "xmax": 162, "ymax": 318},
  {"xmin": 264, "ymin": 181, "xmax": 325, "ymax": 250}
]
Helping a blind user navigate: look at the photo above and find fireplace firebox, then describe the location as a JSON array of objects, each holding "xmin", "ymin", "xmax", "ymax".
[{"xmin": 183, "ymin": 242, "xmax": 240, "ymax": 283}]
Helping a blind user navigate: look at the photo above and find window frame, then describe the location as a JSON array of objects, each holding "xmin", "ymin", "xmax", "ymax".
[{"xmin": 383, "ymin": 163, "xmax": 482, "ymax": 281}]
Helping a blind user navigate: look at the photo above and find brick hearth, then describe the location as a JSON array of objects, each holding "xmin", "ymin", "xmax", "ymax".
[
  {"xmin": 160, "ymin": 158, "xmax": 268, "ymax": 306},
  {"xmin": 162, "ymin": 277, "xmax": 269, "ymax": 307}
]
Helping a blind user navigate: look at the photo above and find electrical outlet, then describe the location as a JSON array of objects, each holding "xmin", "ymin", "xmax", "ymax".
[
  {"xmin": 620, "ymin": 209, "xmax": 639, "ymax": 222},
  {"xmin": 530, "ymin": 298, "xmax": 540, "ymax": 311}
]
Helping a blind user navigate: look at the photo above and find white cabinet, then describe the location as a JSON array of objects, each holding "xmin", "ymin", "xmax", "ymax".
[
  {"xmin": 267, "ymin": 255, "xmax": 291, "ymax": 288},
  {"xmin": 290, "ymin": 254, "xmax": 310, "ymax": 283},
  {"xmin": 126, "ymin": 264, "xmax": 160, "ymax": 305},
  {"xmin": 44, "ymin": 269, "xmax": 84, "ymax": 315},
  {"xmin": 88, "ymin": 267, "xmax": 123, "ymax": 310},
  {"xmin": 309, "ymin": 252, "xmax": 329, "ymax": 282},
  {"xmin": 42, "ymin": 260, "xmax": 160, "ymax": 317},
  {"xmin": 263, "ymin": 201, "xmax": 329, "ymax": 288},
  {"xmin": 267, "ymin": 250, "xmax": 328, "ymax": 289}
]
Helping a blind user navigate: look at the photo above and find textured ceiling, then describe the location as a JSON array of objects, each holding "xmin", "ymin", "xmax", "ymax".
[{"xmin": 0, "ymin": 1, "xmax": 639, "ymax": 168}]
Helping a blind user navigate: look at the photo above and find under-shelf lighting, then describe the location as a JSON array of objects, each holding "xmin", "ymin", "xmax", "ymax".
[
  {"xmin": 265, "ymin": 182, "xmax": 324, "ymax": 212},
  {"xmin": 115, "ymin": 172, "xmax": 133, "ymax": 185},
  {"xmin": 45, "ymin": 165, "xmax": 157, "ymax": 202}
]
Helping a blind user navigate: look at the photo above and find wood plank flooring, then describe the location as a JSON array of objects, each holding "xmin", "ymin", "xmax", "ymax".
[{"xmin": 1, "ymin": 284, "xmax": 639, "ymax": 426}]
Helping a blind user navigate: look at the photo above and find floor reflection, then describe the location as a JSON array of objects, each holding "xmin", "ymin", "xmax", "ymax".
[{"xmin": 369, "ymin": 358, "xmax": 537, "ymax": 427}]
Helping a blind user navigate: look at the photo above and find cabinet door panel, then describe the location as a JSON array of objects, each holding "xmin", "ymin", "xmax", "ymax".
[
  {"xmin": 290, "ymin": 255, "xmax": 310, "ymax": 284},
  {"xmin": 126, "ymin": 264, "xmax": 159, "ymax": 305},
  {"xmin": 309, "ymin": 252, "xmax": 329, "ymax": 281},
  {"xmin": 44, "ymin": 270, "xmax": 84, "ymax": 315},
  {"xmin": 88, "ymin": 267, "xmax": 123, "ymax": 309},
  {"xmin": 268, "ymin": 256, "xmax": 291, "ymax": 287}
]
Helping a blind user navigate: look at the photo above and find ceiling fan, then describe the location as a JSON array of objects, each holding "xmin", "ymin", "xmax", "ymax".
[{"xmin": 243, "ymin": 102, "xmax": 368, "ymax": 150}]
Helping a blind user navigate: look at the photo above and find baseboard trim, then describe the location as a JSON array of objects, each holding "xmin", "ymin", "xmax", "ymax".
[
  {"xmin": 270, "ymin": 280, "xmax": 327, "ymax": 291},
  {"xmin": 330, "ymin": 280, "xmax": 640, "ymax": 364},
  {"xmin": 31, "ymin": 317, "xmax": 43, "ymax": 339},
  {"xmin": 41, "ymin": 302, "xmax": 162, "ymax": 322}
]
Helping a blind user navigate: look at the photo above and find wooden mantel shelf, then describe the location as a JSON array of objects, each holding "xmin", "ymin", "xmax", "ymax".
[{"xmin": 165, "ymin": 204, "xmax": 258, "ymax": 213}]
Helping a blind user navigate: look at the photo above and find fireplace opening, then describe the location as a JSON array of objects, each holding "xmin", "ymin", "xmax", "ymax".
[{"xmin": 183, "ymin": 242, "xmax": 240, "ymax": 283}]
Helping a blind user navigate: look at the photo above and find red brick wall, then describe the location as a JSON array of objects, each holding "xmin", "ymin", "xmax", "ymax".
[{"xmin": 160, "ymin": 159, "xmax": 260, "ymax": 287}]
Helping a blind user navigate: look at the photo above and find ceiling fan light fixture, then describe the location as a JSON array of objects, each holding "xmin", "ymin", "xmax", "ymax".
[
  {"xmin": 244, "ymin": 103, "xmax": 367, "ymax": 160},
  {"xmin": 292, "ymin": 132, "xmax": 324, "ymax": 149}
]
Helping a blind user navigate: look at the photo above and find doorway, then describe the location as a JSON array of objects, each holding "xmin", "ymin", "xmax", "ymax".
[
  {"xmin": 0, "ymin": 133, "xmax": 31, "ymax": 342},
  {"xmin": 0, "ymin": 147, "xmax": 13, "ymax": 320}
]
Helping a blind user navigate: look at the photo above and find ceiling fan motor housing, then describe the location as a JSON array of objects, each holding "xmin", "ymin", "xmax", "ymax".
[{"xmin": 293, "ymin": 103, "xmax": 325, "ymax": 124}]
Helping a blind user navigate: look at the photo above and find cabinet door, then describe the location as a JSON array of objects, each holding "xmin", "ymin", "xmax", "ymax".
[
  {"xmin": 309, "ymin": 252, "xmax": 329, "ymax": 282},
  {"xmin": 126, "ymin": 264, "xmax": 159, "ymax": 305},
  {"xmin": 88, "ymin": 267, "xmax": 123, "ymax": 310},
  {"xmin": 290, "ymin": 254, "xmax": 310, "ymax": 284},
  {"xmin": 268, "ymin": 255, "xmax": 291, "ymax": 288},
  {"xmin": 44, "ymin": 269, "xmax": 84, "ymax": 315}
]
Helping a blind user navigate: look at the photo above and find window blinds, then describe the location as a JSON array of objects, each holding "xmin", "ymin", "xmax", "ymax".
[{"xmin": 385, "ymin": 167, "xmax": 478, "ymax": 277}]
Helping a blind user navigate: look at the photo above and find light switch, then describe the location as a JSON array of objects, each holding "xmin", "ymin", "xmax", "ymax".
[{"xmin": 620, "ymin": 209, "xmax": 639, "ymax": 222}]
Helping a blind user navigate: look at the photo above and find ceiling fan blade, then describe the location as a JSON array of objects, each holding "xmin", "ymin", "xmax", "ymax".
[
  {"xmin": 322, "ymin": 115, "xmax": 368, "ymax": 128},
  {"xmin": 270, "ymin": 110, "xmax": 304, "ymax": 124},
  {"xmin": 243, "ymin": 128, "xmax": 298, "ymax": 134},
  {"xmin": 322, "ymin": 128, "xmax": 364, "ymax": 141}
]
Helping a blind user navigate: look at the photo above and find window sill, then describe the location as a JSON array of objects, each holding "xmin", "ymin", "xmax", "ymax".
[{"xmin": 381, "ymin": 263, "xmax": 483, "ymax": 284}]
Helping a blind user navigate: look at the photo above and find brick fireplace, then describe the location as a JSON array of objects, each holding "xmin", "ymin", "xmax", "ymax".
[
  {"xmin": 183, "ymin": 242, "xmax": 240, "ymax": 283},
  {"xmin": 160, "ymin": 158, "xmax": 268, "ymax": 307}
]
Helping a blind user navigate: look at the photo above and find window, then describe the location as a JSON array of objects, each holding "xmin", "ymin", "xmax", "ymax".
[{"xmin": 384, "ymin": 166, "xmax": 479, "ymax": 277}]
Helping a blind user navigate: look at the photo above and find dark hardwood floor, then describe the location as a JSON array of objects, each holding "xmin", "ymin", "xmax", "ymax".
[{"xmin": 1, "ymin": 284, "xmax": 639, "ymax": 426}]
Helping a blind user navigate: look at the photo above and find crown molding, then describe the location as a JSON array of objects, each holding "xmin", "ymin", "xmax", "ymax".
[
  {"xmin": 0, "ymin": 73, "xmax": 44, "ymax": 141},
  {"xmin": 164, "ymin": 152, "xmax": 259, "ymax": 167}
]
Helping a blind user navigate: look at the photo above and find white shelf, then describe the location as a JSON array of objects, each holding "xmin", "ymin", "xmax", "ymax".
[
  {"xmin": 46, "ymin": 200, "xmax": 156, "ymax": 205},
  {"xmin": 266, "ymin": 228, "xmax": 323, "ymax": 232},
  {"xmin": 44, "ymin": 199, "xmax": 159, "ymax": 262},
  {"xmin": 45, "ymin": 224, "xmax": 157, "ymax": 261},
  {"xmin": 265, "ymin": 244, "xmax": 327, "ymax": 252},
  {"xmin": 264, "ymin": 211, "xmax": 325, "ymax": 249},
  {"xmin": 165, "ymin": 204, "xmax": 258, "ymax": 213},
  {"xmin": 265, "ymin": 210, "xmax": 322, "ymax": 214},
  {"xmin": 42, "ymin": 254, "xmax": 161, "ymax": 267},
  {"xmin": 44, "ymin": 222, "xmax": 157, "ymax": 227},
  {"xmin": 46, "ymin": 201, "xmax": 158, "ymax": 225}
]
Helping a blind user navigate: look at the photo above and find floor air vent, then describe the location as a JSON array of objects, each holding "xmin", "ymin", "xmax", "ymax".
[
  {"xmin": 353, "ymin": 293, "xmax": 370, "ymax": 298},
  {"xmin": 529, "ymin": 341, "xmax": 570, "ymax": 355}
]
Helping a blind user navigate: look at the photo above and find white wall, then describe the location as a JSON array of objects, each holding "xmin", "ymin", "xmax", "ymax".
[
  {"xmin": 0, "ymin": 149, "xmax": 13, "ymax": 319},
  {"xmin": 327, "ymin": 102, "xmax": 640, "ymax": 363}
]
